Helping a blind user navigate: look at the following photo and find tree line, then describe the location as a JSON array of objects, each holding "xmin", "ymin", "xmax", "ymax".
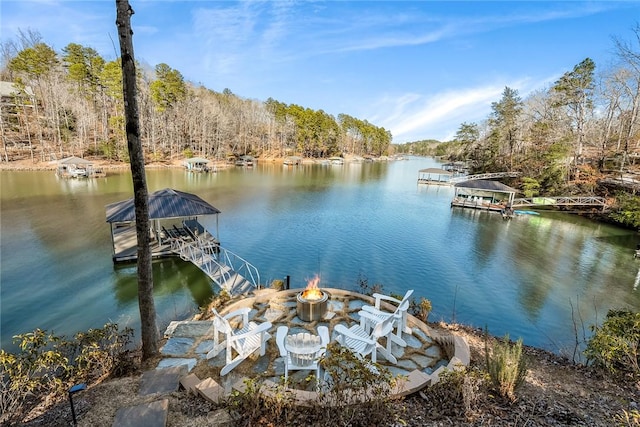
[
  {"xmin": 397, "ymin": 25, "xmax": 640, "ymax": 202},
  {"xmin": 0, "ymin": 30, "xmax": 392, "ymax": 163}
]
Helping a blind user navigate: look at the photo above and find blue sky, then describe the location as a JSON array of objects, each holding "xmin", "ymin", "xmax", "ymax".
[{"xmin": 2, "ymin": 1, "xmax": 639, "ymax": 142}]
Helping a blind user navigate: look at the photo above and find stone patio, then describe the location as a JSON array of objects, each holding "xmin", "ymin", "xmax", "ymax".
[{"xmin": 159, "ymin": 288, "xmax": 470, "ymax": 403}]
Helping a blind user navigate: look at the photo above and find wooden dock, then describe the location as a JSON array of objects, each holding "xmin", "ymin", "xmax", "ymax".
[
  {"xmin": 451, "ymin": 195, "xmax": 608, "ymax": 215},
  {"xmin": 112, "ymin": 225, "xmax": 174, "ymax": 262},
  {"xmin": 451, "ymin": 197, "xmax": 506, "ymax": 212}
]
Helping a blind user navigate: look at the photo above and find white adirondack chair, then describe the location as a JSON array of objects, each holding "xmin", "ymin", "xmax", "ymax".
[
  {"xmin": 206, "ymin": 308, "xmax": 272, "ymax": 376},
  {"xmin": 334, "ymin": 312, "xmax": 398, "ymax": 364},
  {"xmin": 276, "ymin": 325, "xmax": 330, "ymax": 387},
  {"xmin": 361, "ymin": 289, "xmax": 414, "ymax": 346}
]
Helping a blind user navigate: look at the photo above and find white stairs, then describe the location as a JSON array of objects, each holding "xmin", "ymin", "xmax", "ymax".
[{"xmin": 170, "ymin": 238, "xmax": 259, "ymax": 296}]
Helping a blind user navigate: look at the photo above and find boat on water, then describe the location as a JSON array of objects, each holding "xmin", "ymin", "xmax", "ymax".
[
  {"xmin": 514, "ymin": 210, "xmax": 540, "ymax": 216},
  {"xmin": 328, "ymin": 156, "xmax": 344, "ymax": 165}
]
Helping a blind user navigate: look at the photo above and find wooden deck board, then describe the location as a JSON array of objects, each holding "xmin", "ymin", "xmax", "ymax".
[{"xmin": 112, "ymin": 226, "xmax": 175, "ymax": 262}]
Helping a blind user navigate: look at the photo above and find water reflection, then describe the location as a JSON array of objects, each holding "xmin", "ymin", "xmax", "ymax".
[
  {"xmin": 113, "ymin": 259, "xmax": 214, "ymax": 308},
  {"xmin": 2, "ymin": 161, "xmax": 639, "ymax": 357}
]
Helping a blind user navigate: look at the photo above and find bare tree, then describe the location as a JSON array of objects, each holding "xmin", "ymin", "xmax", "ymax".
[
  {"xmin": 115, "ymin": 0, "xmax": 159, "ymax": 360},
  {"xmin": 612, "ymin": 23, "xmax": 640, "ymax": 170}
]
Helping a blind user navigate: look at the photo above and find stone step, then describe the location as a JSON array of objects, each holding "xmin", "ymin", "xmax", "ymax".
[
  {"xmin": 112, "ymin": 399, "xmax": 168, "ymax": 427},
  {"xmin": 195, "ymin": 377, "xmax": 225, "ymax": 404},
  {"xmin": 180, "ymin": 372, "xmax": 201, "ymax": 395},
  {"xmin": 138, "ymin": 365, "xmax": 188, "ymax": 396}
]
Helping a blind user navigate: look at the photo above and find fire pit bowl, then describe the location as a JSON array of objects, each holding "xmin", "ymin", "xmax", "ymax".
[{"xmin": 296, "ymin": 291, "xmax": 329, "ymax": 322}]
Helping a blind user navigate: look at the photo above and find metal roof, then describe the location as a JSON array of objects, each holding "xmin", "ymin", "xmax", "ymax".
[
  {"xmin": 58, "ymin": 156, "xmax": 93, "ymax": 165},
  {"xmin": 454, "ymin": 179, "xmax": 517, "ymax": 193},
  {"xmin": 105, "ymin": 188, "xmax": 221, "ymax": 223},
  {"xmin": 419, "ymin": 168, "xmax": 452, "ymax": 175},
  {"xmin": 184, "ymin": 157, "xmax": 210, "ymax": 164}
]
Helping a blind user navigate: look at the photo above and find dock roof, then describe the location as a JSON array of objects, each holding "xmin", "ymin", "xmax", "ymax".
[
  {"xmin": 58, "ymin": 156, "xmax": 93, "ymax": 165},
  {"xmin": 105, "ymin": 188, "xmax": 221, "ymax": 223},
  {"xmin": 184, "ymin": 157, "xmax": 210, "ymax": 164},
  {"xmin": 454, "ymin": 179, "xmax": 517, "ymax": 193},
  {"xmin": 419, "ymin": 168, "xmax": 452, "ymax": 175}
]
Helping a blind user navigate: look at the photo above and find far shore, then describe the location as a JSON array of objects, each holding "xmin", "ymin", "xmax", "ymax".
[
  {"xmin": 0, "ymin": 158, "xmax": 225, "ymax": 172},
  {"xmin": 0, "ymin": 154, "xmax": 374, "ymax": 172}
]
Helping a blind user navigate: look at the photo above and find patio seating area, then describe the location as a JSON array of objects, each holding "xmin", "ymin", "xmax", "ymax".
[{"xmin": 159, "ymin": 288, "xmax": 470, "ymax": 405}]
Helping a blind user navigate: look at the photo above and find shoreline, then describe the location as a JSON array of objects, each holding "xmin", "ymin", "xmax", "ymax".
[
  {"xmin": 0, "ymin": 153, "xmax": 384, "ymax": 171},
  {"xmin": 0, "ymin": 158, "xmax": 227, "ymax": 172}
]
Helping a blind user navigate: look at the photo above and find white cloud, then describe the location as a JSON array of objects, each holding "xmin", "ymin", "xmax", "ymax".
[
  {"xmin": 376, "ymin": 86, "xmax": 504, "ymax": 142},
  {"xmin": 372, "ymin": 76, "xmax": 554, "ymax": 143}
]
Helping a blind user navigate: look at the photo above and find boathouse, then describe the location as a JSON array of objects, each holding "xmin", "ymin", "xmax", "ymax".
[
  {"xmin": 417, "ymin": 168, "xmax": 453, "ymax": 185},
  {"xmin": 56, "ymin": 156, "xmax": 104, "ymax": 178},
  {"xmin": 105, "ymin": 188, "xmax": 220, "ymax": 263},
  {"xmin": 105, "ymin": 188, "xmax": 261, "ymax": 295},
  {"xmin": 183, "ymin": 157, "xmax": 211, "ymax": 172},
  {"xmin": 451, "ymin": 179, "xmax": 517, "ymax": 211}
]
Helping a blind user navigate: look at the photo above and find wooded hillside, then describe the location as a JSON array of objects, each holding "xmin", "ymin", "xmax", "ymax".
[{"xmin": 0, "ymin": 30, "xmax": 392, "ymax": 164}]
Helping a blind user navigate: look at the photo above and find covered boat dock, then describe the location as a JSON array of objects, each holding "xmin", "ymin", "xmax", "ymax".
[
  {"xmin": 451, "ymin": 179, "xmax": 517, "ymax": 212},
  {"xmin": 56, "ymin": 156, "xmax": 105, "ymax": 178},
  {"xmin": 417, "ymin": 168, "xmax": 453, "ymax": 185},
  {"xmin": 105, "ymin": 188, "xmax": 220, "ymax": 263},
  {"xmin": 183, "ymin": 157, "xmax": 214, "ymax": 172},
  {"xmin": 105, "ymin": 188, "xmax": 260, "ymax": 295}
]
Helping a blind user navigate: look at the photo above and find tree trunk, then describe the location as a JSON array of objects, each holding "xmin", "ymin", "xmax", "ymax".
[{"xmin": 115, "ymin": 0, "xmax": 159, "ymax": 360}]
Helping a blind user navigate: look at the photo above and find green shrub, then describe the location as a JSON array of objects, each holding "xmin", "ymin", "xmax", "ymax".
[
  {"xmin": 585, "ymin": 309, "xmax": 640, "ymax": 376},
  {"xmin": 485, "ymin": 333, "xmax": 528, "ymax": 402},
  {"xmin": 0, "ymin": 323, "xmax": 135, "ymax": 425},
  {"xmin": 609, "ymin": 193, "xmax": 640, "ymax": 230},
  {"xmin": 65, "ymin": 323, "xmax": 135, "ymax": 380},
  {"xmin": 315, "ymin": 342, "xmax": 398, "ymax": 426},
  {"xmin": 521, "ymin": 177, "xmax": 540, "ymax": 198},
  {"xmin": 419, "ymin": 367, "xmax": 484, "ymax": 419},
  {"xmin": 409, "ymin": 297, "xmax": 432, "ymax": 322},
  {"xmin": 225, "ymin": 377, "xmax": 296, "ymax": 426}
]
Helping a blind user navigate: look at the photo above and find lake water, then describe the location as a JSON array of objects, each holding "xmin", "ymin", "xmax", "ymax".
[{"xmin": 2, "ymin": 157, "xmax": 639, "ymax": 357}]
